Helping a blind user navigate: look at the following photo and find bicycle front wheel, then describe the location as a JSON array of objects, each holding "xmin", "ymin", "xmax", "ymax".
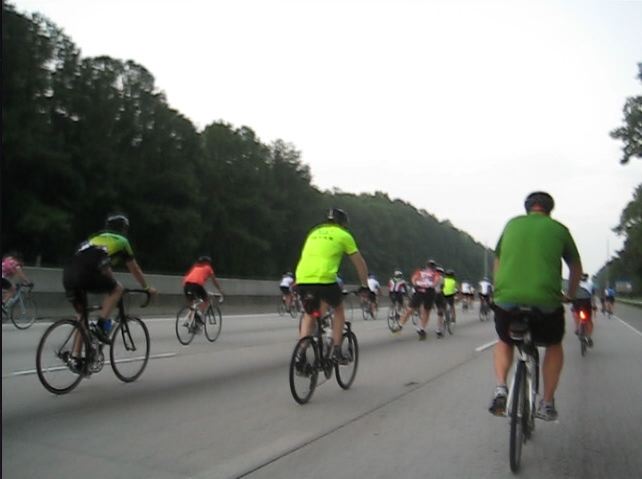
[
  {"xmin": 509, "ymin": 361, "xmax": 526, "ymax": 472},
  {"xmin": 36, "ymin": 319, "xmax": 85, "ymax": 394},
  {"xmin": 387, "ymin": 308, "xmax": 400, "ymax": 332},
  {"xmin": 110, "ymin": 316, "xmax": 150, "ymax": 383},
  {"xmin": 289, "ymin": 337, "xmax": 319, "ymax": 405},
  {"xmin": 335, "ymin": 330, "xmax": 359, "ymax": 389},
  {"xmin": 11, "ymin": 295, "xmax": 38, "ymax": 329},
  {"xmin": 176, "ymin": 307, "xmax": 196, "ymax": 345},
  {"xmin": 204, "ymin": 305, "xmax": 223, "ymax": 342}
]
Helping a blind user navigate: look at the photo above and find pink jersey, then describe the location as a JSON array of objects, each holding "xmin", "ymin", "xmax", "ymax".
[
  {"xmin": 411, "ymin": 268, "xmax": 439, "ymax": 291},
  {"xmin": 2, "ymin": 257, "xmax": 20, "ymax": 278}
]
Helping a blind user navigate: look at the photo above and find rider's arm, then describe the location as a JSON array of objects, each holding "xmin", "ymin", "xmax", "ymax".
[
  {"xmin": 348, "ymin": 251, "xmax": 369, "ymax": 287},
  {"xmin": 14, "ymin": 266, "xmax": 31, "ymax": 285},
  {"xmin": 210, "ymin": 275, "xmax": 224, "ymax": 296},
  {"xmin": 125, "ymin": 259, "xmax": 157, "ymax": 294}
]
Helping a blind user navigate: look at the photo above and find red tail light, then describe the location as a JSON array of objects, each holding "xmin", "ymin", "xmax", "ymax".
[{"xmin": 579, "ymin": 310, "xmax": 587, "ymax": 321}]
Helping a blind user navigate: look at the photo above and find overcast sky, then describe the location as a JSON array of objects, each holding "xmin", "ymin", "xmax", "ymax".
[{"xmin": 13, "ymin": 0, "xmax": 642, "ymax": 276}]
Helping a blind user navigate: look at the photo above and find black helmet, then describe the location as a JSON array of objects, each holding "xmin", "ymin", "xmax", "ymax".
[
  {"xmin": 327, "ymin": 208, "xmax": 349, "ymax": 226},
  {"xmin": 446, "ymin": 269, "xmax": 455, "ymax": 276},
  {"xmin": 197, "ymin": 255, "xmax": 212, "ymax": 264},
  {"xmin": 426, "ymin": 259, "xmax": 436, "ymax": 268},
  {"xmin": 524, "ymin": 191, "xmax": 555, "ymax": 214},
  {"xmin": 105, "ymin": 213, "xmax": 130, "ymax": 233}
]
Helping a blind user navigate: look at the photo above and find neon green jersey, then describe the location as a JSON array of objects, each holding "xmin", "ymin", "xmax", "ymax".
[
  {"xmin": 494, "ymin": 213, "xmax": 580, "ymax": 308},
  {"xmin": 88, "ymin": 232, "xmax": 134, "ymax": 267},
  {"xmin": 443, "ymin": 277, "xmax": 457, "ymax": 296},
  {"xmin": 295, "ymin": 224, "xmax": 358, "ymax": 284}
]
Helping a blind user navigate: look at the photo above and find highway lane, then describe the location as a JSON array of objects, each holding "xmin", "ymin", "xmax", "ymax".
[{"xmin": 2, "ymin": 304, "xmax": 641, "ymax": 478}]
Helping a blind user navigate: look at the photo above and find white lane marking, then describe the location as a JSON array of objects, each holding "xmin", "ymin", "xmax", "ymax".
[
  {"xmin": 475, "ymin": 340, "xmax": 498, "ymax": 352},
  {"xmin": 2, "ymin": 352, "xmax": 177, "ymax": 378},
  {"xmin": 615, "ymin": 316, "xmax": 642, "ymax": 337}
]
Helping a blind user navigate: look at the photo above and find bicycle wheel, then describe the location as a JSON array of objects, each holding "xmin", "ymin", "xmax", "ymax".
[
  {"xmin": 278, "ymin": 300, "xmax": 286, "ymax": 316},
  {"xmin": 289, "ymin": 337, "xmax": 319, "ymax": 404},
  {"xmin": 411, "ymin": 309, "xmax": 419, "ymax": 326},
  {"xmin": 36, "ymin": 319, "xmax": 85, "ymax": 394},
  {"xmin": 11, "ymin": 295, "xmax": 37, "ymax": 329},
  {"xmin": 204, "ymin": 305, "xmax": 223, "ymax": 342},
  {"xmin": 509, "ymin": 361, "xmax": 526, "ymax": 472},
  {"xmin": 387, "ymin": 308, "xmax": 399, "ymax": 332},
  {"xmin": 445, "ymin": 308, "xmax": 454, "ymax": 335},
  {"xmin": 335, "ymin": 330, "xmax": 359, "ymax": 389},
  {"xmin": 176, "ymin": 306, "xmax": 197, "ymax": 345},
  {"xmin": 579, "ymin": 323, "xmax": 587, "ymax": 357},
  {"xmin": 110, "ymin": 316, "xmax": 150, "ymax": 383}
]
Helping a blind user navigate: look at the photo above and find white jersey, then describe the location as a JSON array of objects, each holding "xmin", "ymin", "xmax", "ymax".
[
  {"xmin": 368, "ymin": 278, "xmax": 380, "ymax": 293},
  {"xmin": 479, "ymin": 280, "xmax": 493, "ymax": 296},
  {"xmin": 461, "ymin": 282, "xmax": 471, "ymax": 294},
  {"xmin": 280, "ymin": 276, "xmax": 294, "ymax": 288}
]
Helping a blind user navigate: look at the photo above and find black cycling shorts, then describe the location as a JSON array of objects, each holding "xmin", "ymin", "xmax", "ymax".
[
  {"xmin": 184, "ymin": 283, "xmax": 208, "ymax": 301},
  {"xmin": 443, "ymin": 294, "xmax": 455, "ymax": 307},
  {"xmin": 297, "ymin": 283, "xmax": 343, "ymax": 314},
  {"xmin": 389, "ymin": 291, "xmax": 405, "ymax": 305},
  {"xmin": 409, "ymin": 289, "xmax": 435, "ymax": 310},
  {"xmin": 1, "ymin": 277, "xmax": 12, "ymax": 290},
  {"xmin": 280, "ymin": 286, "xmax": 291, "ymax": 294},
  {"xmin": 63, "ymin": 246, "xmax": 118, "ymax": 305},
  {"xmin": 493, "ymin": 305, "xmax": 565, "ymax": 346}
]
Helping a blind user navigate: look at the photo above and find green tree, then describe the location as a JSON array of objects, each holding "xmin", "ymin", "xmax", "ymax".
[{"xmin": 610, "ymin": 63, "xmax": 642, "ymax": 164}]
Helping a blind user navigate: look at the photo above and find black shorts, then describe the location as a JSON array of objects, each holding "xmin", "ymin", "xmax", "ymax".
[
  {"xmin": 280, "ymin": 286, "xmax": 291, "ymax": 294},
  {"xmin": 409, "ymin": 289, "xmax": 435, "ymax": 310},
  {"xmin": 443, "ymin": 294, "xmax": 455, "ymax": 307},
  {"xmin": 605, "ymin": 297, "xmax": 615, "ymax": 304},
  {"xmin": 184, "ymin": 283, "xmax": 208, "ymax": 301},
  {"xmin": 493, "ymin": 306, "xmax": 565, "ymax": 346},
  {"xmin": 1, "ymin": 277, "xmax": 12, "ymax": 290},
  {"xmin": 369, "ymin": 291, "xmax": 377, "ymax": 303},
  {"xmin": 435, "ymin": 293, "xmax": 446, "ymax": 312},
  {"xmin": 297, "ymin": 283, "xmax": 343, "ymax": 314},
  {"xmin": 63, "ymin": 246, "xmax": 118, "ymax": 305},
  {"xmin": 389, "ymin": 292, "xmax": 405, "ymax": 305}
]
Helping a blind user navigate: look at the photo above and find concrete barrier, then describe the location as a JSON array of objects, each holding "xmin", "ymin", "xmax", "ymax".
[{"xmin": 21, "ymin": 267, "xmax": 284, "ymax": 319}]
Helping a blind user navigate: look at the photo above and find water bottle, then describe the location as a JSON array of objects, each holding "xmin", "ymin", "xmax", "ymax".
[{"xmin": 102, "ymin": 318, "xmax": 113, "ymax": 334}]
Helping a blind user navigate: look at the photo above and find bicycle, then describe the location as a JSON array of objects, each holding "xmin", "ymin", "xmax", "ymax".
[
  {"xmin": 387, "ymin": 299, "xmax": 404, "ymax": 332},
  {"xmin": 36, "ymin": 289, "xmax": 151, "ymax": 395},
  {"xmin": 442, "ymin": 302, "xmax": 455, "ymax": 335},
  {"xmin": 504, "ymin": 307, "xmax": 541, "ymax": 473},
  {"xmin": 2, "ymin": 282, "xmax": 37, "ymax": 329},
  {"xmin": 573, "ymin": 302, "xmax": 593, "ymax": 357},
  {"xmin": 278, "ymin": 292, "xmax": 298, "ymax": 318},
  {"xmin": 176, "ymin": 292, "xmax": 223, "ymax": 345},
  {"xmin": 360, "ymin": 295, "xmax": 376, "ymax": 320},
  {"xmin": 289, "ymin": 302, "xmax": 359, "ymax": 405},
  {"xmin": 479, "ymin": 298, "xmax": 491, "ymax": 322}
]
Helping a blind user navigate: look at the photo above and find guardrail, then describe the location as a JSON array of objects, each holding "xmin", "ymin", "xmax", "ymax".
[{"xmin": 618, "ymin": 298, "xmax": 642, "ymax": 308}]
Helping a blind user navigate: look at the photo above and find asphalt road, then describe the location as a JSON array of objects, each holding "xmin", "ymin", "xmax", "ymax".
[{"xmin": 2, "ymin": 302, "xmax": 641, "ymax": 479}]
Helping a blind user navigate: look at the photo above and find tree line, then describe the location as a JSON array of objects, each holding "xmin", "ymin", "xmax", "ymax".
[{"xmin": 2, "ymin": 3, "xmax": 491, "ymax": 282}]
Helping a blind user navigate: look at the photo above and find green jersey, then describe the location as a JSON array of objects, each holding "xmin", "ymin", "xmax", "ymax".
[
  {"xmin": 443, "ymin": 277, "xmax": 457, "ymax": 296},
  {"xmin": 494, "ymin": 212, "xmax": 580, "ymax": 308},
  {"xmin": 87, "ymin": 232, "xmax": 134, "ymax": 267},
  {"xmin": 295, "ymin": 223, "xmax": 358, "ymax": 284}
]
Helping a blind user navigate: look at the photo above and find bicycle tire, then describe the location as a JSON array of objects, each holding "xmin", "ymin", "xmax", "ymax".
[
  {"xmin": 387, "ymin": 308, "xmax": 400, "ymax": 332},
  {"xmin": 289, "ymin": 337, "xmax": 319, "ymax": 404},
  {"xmin": 579, "ymin": 323, "xmax": 587, "ymax": 357},
  {"xmin": 445, "ymin": 308, "xmax": 454, "ymax": 335},
  {"xmin": 278, "ymin": 300, "xmax": 286, "ymax": 316},
  {"xmin": 36, "ymin": 319, "xmax": 85, "ymax": 395},
  {"xmin": 335, "ymin": 330, "xmax": 359, "ymax": 389},
  {"xmin": 110, "ymin": 316, "xmax": 150, "ymax": 383},
  {"xmin": 11, "ymin": 295, "xmax": 38, "ymax": 329},
  {"xmin": 509, "ymin": 361, "xmax": 526, "ymax": 472},
  {"xmin": 204, "ymin": 305, "xmax": 223, "ymax": 342},
  {"xmin": 175, "ymin": 306, "xmax": 196, "ymax": 345}
]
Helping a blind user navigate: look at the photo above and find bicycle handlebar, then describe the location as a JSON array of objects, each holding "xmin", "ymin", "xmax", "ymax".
[
  {"xmin": 124, "ymin": 288, "xmax": 153, "ymax": 308},
  {"xmin": 208, "ymin": 292, "xmax": 224, "ymax": 303}
]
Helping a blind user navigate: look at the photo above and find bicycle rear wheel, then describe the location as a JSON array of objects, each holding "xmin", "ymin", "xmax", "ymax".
[
  {"xmin": 176, "ymin": 306, "xmax": 197, "ymax": 345},
  {"xmin": 335, "ymin": 330, "xmax": 359, "ymax": 389},
  {"xmin": 278, "ymin": 300, "xmax": 286, "ymax": 316},
  {"xmin": 509, "ymin": 361, "xmax": 527, "ymax": 472},
  {"xmin": 110, "ymin": 316, "xmax": 150, "ymax": 383},
  {"xmin": 36, "ymin": 319, "xmax": 85, "ymax": 394},
  {"xmin": 11, "ymin": 295, "xmax": 37, "ymax": 329},
  {"xmin": 445, "ymin": 308, "xmax": 454, "ymax": 335},
  {"xmin": 204, "ymin": 305, "xmax": 223, "ymax": 342},
  {"xmin": 387, "ymin": 308, "xmax": 400, "ymax": 332},
  {"xmin": 289, "ymin": 337, "xmax": 319, "ymax": 404},
  {"xmin": 579, "ymin": 323, "xmax": 587, "ymax": 357}
]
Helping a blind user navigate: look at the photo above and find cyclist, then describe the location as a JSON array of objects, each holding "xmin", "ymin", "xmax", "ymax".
[
  {"xmin": 279, "ymin": 272, "xmax": 295, "ymax": 311},
  {"xmin": 442, "ymin": 269, "xmax": 458, "ymax": 323},
  {"xmin": 62, "ymin": 213, "xmax": 158, "ymax": 344},
  {"xmin": 604, "ymin": 286, "xmax": 616, "ymax": 315},
  {"xmin": 388, "ymin": 270, "xmax": 408, "ymax": 311},
  {"xmin": 183, "ymin": 256, "xmax": 225, "ymax": 322},
  {"xmin": 478, "ymin": 276, "xmax": 493, "ymax": 311},
  {"xmin": 460, "ymin": 280, "xmax": 472, "ymax": 309},
  {"xmin": 295, "ymin": 208, "xmax": 369, "ymax": 364},
  {"xmin": 2, "ymin": 252, "xmax": 33, "ymax": 303},
  {"xmin": 434, "ymin": 266, "xmax": 447, "ymax": 337},
  {"xmin": 367, "ymin": 273, "xmax": 381, "ymax": 318},
  {"xmin": 488, "ymin": 192, "xmax": 582, "ymax": 421},
  {"xmin": 396, "ymin": 259, "xmax": 441, "ymax": 339},
  {"xmin": 572, "ymin": 273, "xmax": 596, "ymax": 347}
]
